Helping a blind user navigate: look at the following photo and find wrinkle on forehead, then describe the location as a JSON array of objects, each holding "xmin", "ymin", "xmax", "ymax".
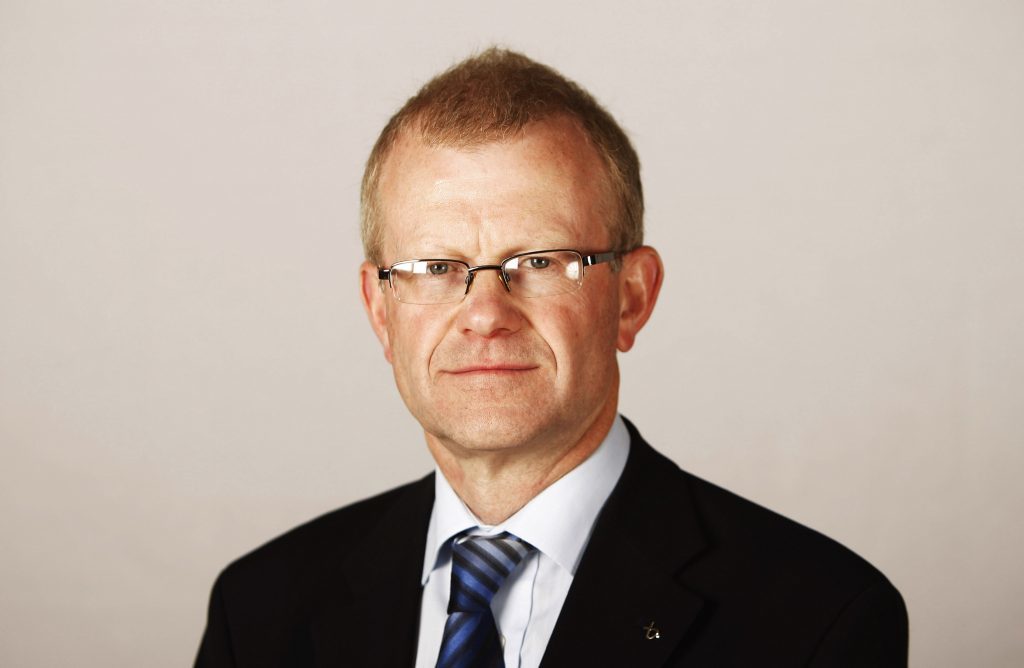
[{"xmin": 376, "ymin": 119, "xmax": 613, "ymax": 263}]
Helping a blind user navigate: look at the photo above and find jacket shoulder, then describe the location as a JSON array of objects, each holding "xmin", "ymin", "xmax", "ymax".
[
  {"xmin": 215, "ymin": 473, "xmax": 433, "ymax": 599},
  {"xmin": 683, "ymin": 463, "xmax": 884, "ymax": 579},
  {"xmin": 623, "ymin": 420, "xmax": 891, "ymax": 588},
  {"xmin": 616, "ymin": 421, "xmax": 907, "ymax": 663},
  {"xmin": 196, "ymin": 475, "xmax": 435, "ymax": 667},
  {"xmin": 677, "ymin": 463, "xmax": 908, "ymax": 662}
]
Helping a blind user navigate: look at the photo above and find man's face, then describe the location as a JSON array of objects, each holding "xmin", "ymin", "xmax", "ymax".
[{"xmin": 362, "ymin": 118, "xmax": 632, "ymax": 458}]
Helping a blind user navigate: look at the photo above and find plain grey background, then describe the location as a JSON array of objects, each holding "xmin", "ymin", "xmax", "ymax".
[{"xmin": 2, "ymin": 1, "xmax": 1022, "ymax": 666}]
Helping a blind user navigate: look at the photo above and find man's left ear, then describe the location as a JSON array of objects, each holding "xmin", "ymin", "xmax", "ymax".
[{"xmin": 616, "ymin": 246, "xmax": 664, "ymax": 352}]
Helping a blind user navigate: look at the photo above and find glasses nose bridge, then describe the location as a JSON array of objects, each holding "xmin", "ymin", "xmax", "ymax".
[{"xmin": 464, "ymin": 263, "xmax": 511, "ymax": 296}]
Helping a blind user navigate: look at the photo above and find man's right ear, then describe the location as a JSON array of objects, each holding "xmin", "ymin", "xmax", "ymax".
[{"xmin": 359, "ymin": 261, "xmax": 393, "ymax": 364}]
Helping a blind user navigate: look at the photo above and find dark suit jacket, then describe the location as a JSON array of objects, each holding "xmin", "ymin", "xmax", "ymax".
[{"xmin": 196, "ymin": 420, "xmax": 908, "ymax": 666}]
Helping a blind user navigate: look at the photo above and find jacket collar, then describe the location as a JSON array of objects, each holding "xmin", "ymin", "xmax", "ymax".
[{"xmin": 540, "ymin": 418, "xmax": 708, "ymax": 667}]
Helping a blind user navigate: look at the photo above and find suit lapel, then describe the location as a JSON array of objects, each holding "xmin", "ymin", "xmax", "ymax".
[
  {"xmin": 309, "ymin": 475, "xmax": 435, "ymax": 667},
  {"xmin": 540, "ymin": 423, "xmax": 708, "ymax": 668},
  {"xmin": 304, "ymin": 422, "xmax": 706, "ymax": 667}
]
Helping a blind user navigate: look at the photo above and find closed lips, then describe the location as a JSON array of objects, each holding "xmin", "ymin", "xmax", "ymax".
[{"xmin": 446, "ymin": 365, "xmax": 537, "ymax": 374}]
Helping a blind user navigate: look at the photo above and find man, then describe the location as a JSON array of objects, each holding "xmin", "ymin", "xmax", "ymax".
[{"xmin": 196, "ymin": 48, "xmax": 908, "ymax": 667}]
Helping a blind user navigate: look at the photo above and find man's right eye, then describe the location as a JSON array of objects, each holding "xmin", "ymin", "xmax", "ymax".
[{"xmin": 427, "ymin": 262, "xmax": 450, "ymax": 275}]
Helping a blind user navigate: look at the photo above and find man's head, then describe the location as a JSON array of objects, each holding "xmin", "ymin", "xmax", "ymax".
[
  {"xmin": 360, "ymin": 48, "xmax": 644, "ymax": 267},
  {"xmin": 359, "ymin": 49, "xmax": 662, "ymax": 469}
]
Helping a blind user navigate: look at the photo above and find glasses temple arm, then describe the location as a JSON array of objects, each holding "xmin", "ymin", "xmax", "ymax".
[{"xmin": 582, "ymin": 251, "xmax": 619, "ymax": 267}]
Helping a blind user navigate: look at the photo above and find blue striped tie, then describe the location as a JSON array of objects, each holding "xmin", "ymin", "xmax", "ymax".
[{"xmin": 435, "ymin": 532, "xmax": 534, "ymax": 668}]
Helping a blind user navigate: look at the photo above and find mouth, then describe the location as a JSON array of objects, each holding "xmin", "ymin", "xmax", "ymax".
[{"xmin": 445, "ymin": 364, "xmax": 538, "ymax": 376}]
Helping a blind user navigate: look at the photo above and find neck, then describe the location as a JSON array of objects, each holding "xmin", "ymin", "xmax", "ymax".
[{"xmin": 426, "ymin": 399, "xmax": 618, "ymax": 525}]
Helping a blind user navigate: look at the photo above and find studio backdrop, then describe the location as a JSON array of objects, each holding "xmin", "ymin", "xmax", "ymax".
[{"xmin": 1, "ymin": 1, "xmax": 1022, "ymax": 666}]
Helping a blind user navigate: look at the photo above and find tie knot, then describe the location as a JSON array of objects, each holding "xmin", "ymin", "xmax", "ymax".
[{"xmin": 447, "ymin": 532, "xmax": 534, "ymax": 614}]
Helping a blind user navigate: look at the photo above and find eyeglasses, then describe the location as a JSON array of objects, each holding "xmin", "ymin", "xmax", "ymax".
[{"xmin": 377, "ymin": 249, "xmax": 620, "ymax": 305}]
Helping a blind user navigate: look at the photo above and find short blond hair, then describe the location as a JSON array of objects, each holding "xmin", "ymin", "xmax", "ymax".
[{"xmin": 360, "ymin": 48, "xmax": 644, "ymax": 265}]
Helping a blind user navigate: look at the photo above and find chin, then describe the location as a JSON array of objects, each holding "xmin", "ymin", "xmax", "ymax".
[{"xmin": 426, "ymin": 407, "xmax": 564, "ymax": 453}]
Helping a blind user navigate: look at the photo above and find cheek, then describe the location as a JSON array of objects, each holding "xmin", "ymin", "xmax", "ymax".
[
  {"xmin": 387, "ymin": 308, "xmax": 448, "ymax": 374},
  {"xmin": 538, "ymin": 296, "xmax": 619, "ymax": 366}
]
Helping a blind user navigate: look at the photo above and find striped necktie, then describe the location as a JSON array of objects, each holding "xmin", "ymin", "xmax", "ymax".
[{"xmin": 435, "ymin": 532, "xmax": 534, "ymax": 668}]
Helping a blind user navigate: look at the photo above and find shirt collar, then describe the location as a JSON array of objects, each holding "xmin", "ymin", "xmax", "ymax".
[{"xmin": 421, "ymin": 415, "xmax": 630, "ymax": 584}]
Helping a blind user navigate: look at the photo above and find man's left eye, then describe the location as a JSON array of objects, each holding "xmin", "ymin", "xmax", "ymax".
[{"xmin": 527, "ymin": 257, "xmax": 551, "ymax": 269}]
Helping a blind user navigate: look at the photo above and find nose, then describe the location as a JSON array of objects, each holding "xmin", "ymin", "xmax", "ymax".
[{"xmin": 456, "ymin": 268, "xmax": 523, "ymax": 338}]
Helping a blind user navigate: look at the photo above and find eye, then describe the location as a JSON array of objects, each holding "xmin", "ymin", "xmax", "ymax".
[
  {"xmin": 427, "ymin": 262, "xmax": 450, "ymax": 275},
  {"xmin": 527, "ymin": 257, "xmax": 551, "ymax": 269}
]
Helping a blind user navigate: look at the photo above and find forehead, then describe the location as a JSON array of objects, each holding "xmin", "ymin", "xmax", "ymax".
[{"xmin": 376, "ymin": 118, "xmax": 613, "ymax": 260}]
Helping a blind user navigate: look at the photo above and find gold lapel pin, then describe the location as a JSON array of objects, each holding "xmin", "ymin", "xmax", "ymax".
[{"xmin": 643, "ymin": 621, "xmax": 661, "ymax": 640}]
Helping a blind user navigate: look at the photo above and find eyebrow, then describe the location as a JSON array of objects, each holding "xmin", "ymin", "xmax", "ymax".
[{"xmin": 392, "ymin": 243, "xmax": 577, "ymax": 263}]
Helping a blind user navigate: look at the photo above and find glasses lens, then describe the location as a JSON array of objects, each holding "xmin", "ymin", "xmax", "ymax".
[
  {"xmin": 503, "ymin": 251, "xmax": 584, "ymax": 298},
  {"xmin": 389, "ymin": 260, "xmax": 468, "ymax": 304}
]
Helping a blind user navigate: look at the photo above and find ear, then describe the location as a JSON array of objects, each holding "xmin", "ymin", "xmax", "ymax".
[
  {"xmin": 616, "ymin": 246, "xmax": 664, "ymax": 352},
  {"xmin": 360, "ymin": 261, "xmax": 393, "ymax": 364}
]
